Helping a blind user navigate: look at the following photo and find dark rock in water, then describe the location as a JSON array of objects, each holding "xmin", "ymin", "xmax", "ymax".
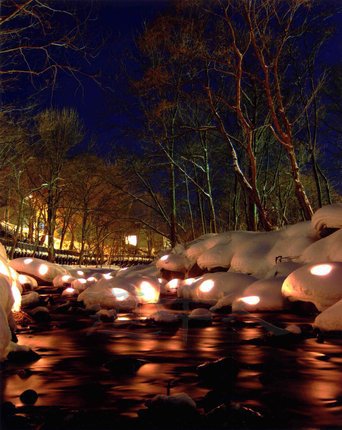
[
  {"xmin": 1, "ymin": 414, "xmax": 33, "ymax": 430},
  {"xmin": 8, "ymin": 349, "xmax": 41, "ymax": 364},
  {"xmin": 187, "ymin": 262, "xmax": 206, "ymax": 278},
  {"xmin": 199, "ymin": 390, "xmax": 234, "ymax": 413},
  {"xmin": 55, "ymin": 303, "xmax": 71, "ymax": 313},
  {"xmin": 197, "ymin": 357, "xmax": 239, "ymax": 388},
  {"xmin": 139, "ymin": 393, "xmax": 200, "ymax": 428},
  {"xmin": 11, "ymin": 330, "xmax": 18, "ymax": 343},
  {"xmin": 20, "ymin": 389, "xmax": 38, "ymax": 405},
  {"xmin": 206, "ymin": 402, "xmax": 265, "ymax": 429},
  {"xmin": 29, "ymin": 306, "xmax": 51, "ymax": 322},
  {"xmin": 103, "ymin": 357, "xmax": 147, "ymax": 375},
  {"xmin": 160, "ymin": 268, "xmax": 185, "ymax": 282},
  {"xmin": 243, "ymin": 332, "xmax": 302, "ymax": 348},
  {"xmin": 17, "ymin": 368, "xmax": 34, "ymax": 379},
  {"xmin": 208, "ymin": 266, "xmax": 229, "ymax": 273},
  {"xmin": 290, "ymin": 301, "xmax": 319, "ymax": 316},
  {"xmin": 1, "ymin": 401, "xmax": 16, "ymax": 417}
]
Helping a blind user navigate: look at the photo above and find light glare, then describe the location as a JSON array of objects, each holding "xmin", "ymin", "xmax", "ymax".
[
  {"xmin": 199, "ymin": 279, "xmax": 215, "ymax": 293},
  {"xmin": 112, "ymin": 288, "xmax": 129, "ymax": 301},
  {"xmin": 240, "ymin": 296, "xmax": 260, "ymax": 305},
  {"xmin": 310, "ymin": 264, "xmax": 333, "ymax": 276},
  {"xmin": 24, "ymin": 258, "xmax": 33, "ymax": 265},
  {"xmin": 38, "ymin": 264, "xmax": 48, "ymax": 276},
  {"xmin": 139, "ymin": 281, "xmax": 159, "ymax": 303}
]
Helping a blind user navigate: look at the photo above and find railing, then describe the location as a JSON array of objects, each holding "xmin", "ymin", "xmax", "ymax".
[{"xmin": 0, "ymin": 238, "xmax": 154, "ymax": 266}]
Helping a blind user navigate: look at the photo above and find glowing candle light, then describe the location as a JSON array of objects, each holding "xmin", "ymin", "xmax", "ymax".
[
  {"xmin": 11, "ymin": 283, "xmax": 22, "ymax": 312},
  {"xmin": 112, "ymin": 288, "xmax": 129, "ymax": 301},
  {"xmin": 24, "ymin": 258, "xmax": 33, "ymax": 265},
  {"xmin": 310, "ymin": 264, "xmax": 333, "ymax": 276},
  {"xmin": 62, "ymin": 275, "xmax": 71, "ymax": 283},
  {"xmin": 139, "ymin": 281, "xmax": 159, "ymax": 303},
  {"xmin": 167, "ymin": 279, "xmax": 179, "ymax": 290},
  {"xmin": 77, "ymin": 270, "xmax": 84, "ymax": 276},
  {"xmin": 240, "ymin": 296, "xmax": 260, "ymax": 305},
  {"xmin": 103, "ymin": 273, "xmax": 112, "ymax": 280},
  {"xmin": 38, "ymin": 264, "xmax": 48, "ymax": 276},
  {"xmin": 160, "ymin": 255, "xmax": 169, "ymax": 261},
  {"xmin": 199, "ymin": 279, "xmax": 215, "ymax": 293}
]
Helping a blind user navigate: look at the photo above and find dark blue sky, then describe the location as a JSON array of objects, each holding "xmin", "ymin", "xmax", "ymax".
[
  {"xmin": 43, "ymin": 0, "xmax": 342, "ymax": 156},
  {"xmin": 53, "ymin": 0, "xmax": 172, "ymax": 154}
]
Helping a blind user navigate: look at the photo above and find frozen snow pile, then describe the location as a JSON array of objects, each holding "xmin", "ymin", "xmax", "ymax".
[
  {"xmin": 300, "ymin": 229, "xmax": 342, "ymax": 264},
  {"xmin": 282, "ymin": 263, "xmax": 342, "ymax": 311},
  {"xmin": 311, "ymin": 203, "xmax": 342, "ymax": 231},
  {"xmin": 9, "ymin": 257, "xmax": 69, "ymax": 284},
  {"xmin": 148, "ymin": 310, "xmax": 181, "ymax": 324},
  {"xmin": 177, "ymin": 272, "xmax": 257, "ymax": 304},
  {"xmin": 314, "ymin": 299, "xmax": 342, "ymax": 331},
  {"xmin": 156, "ymin": 253, "xmax": 191, "ymax": 273},
  {"xmin": 0, "ymin": 276, "xmax": 15, "ymax": 360},
  {"xmin": 188, "ymin": 308, "xmax": 212, "ymax": 322},
  {"xmin": 265, "ymin": 261, "xmax": 303, "ymax": 278},
  {"xmin": 192, "ymin": 223, "xmax": 316, "ymax": 278},
  {"xmin": 184, "ymin": 233, "xmax": 231, "ymax": 264},
  {"xmin": 231, "ymin": 277, "xmax": 286, "ymax": 312},
  {"xmin": 78, "ymin": 282, "xmax": 138, "ymax": 312}
]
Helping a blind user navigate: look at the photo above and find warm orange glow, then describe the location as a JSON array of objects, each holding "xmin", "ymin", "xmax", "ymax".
[
  {"xmin": 112, "ymin": 288, "xmax": 129, "ymax": 301},
  {"xmin": 240, "ymin": 296, "xmax": 260, "ymax": 305},
  {"xmin": 64, "ymin": 287, "xmax": 75, "ymax": 294},
  {"xmin": 167, "ymin": 279, "xmax": 180, "ymax": 290},
  {"xmin": 18, "ymin": 274, "xmax": 28, "ymax": 284},
  {"xmin": 184, "ymin": 278, "xmax": 197, "ymax": 285},
  {"xmin": 0, "ymin": 260, "xmax": 11, "ymax": 278},
  {"xmin": 11, "ymin": 282, "xmax": 22, "ymax": 312},
  {"xmin": 24, "ymin": 258, "xmax": 33, "ymax": 265},
  {"xmin": 38, "ymin": 264, "xmax": 48, "ymax": 276},
  {"xmin": 199, "ymin": 279, "xmax": 215, "ymax": 293},
  {"xmin": 139, "ymin": 281, "xmax": 159, "ymax": 303},
  {"xmin": 310, "ymin": 264, "xmax": 333, "ymax": 276}
]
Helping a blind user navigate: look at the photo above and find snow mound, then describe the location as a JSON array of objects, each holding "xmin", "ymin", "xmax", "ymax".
[
  {"xmin": 156, "ymin": 253, "xmax": 191, "ymax": 273},
  {"xmin": 314, "ymin": 299, "xmax": 342, "ymax": 331},
  {"xmin": 197, "ymin": 243, "xmax": 233, "ymax": 270},
  {"xmin": 149, "ymin": 310, "xmax": 180, "ymax": 323},
  {"xmin": 189, "ymin": 308, "xmax": 212, "ymax": 321},
  {"xmin": 231, "ymin": 277, "xmax": 286, "ymax": 312},
  {"xmin": 265, "ymin": 261, "xmax": 303, "ymax": 278},
  {"xmin": 178, "ymin": 272, "xmax": 256, "ymax": 303},
  {"xmin": 282, "ymin": 263, "xmax": 342, "ymax": 311},
  {"xmin": 9, "ymin": 257, "xmax": 69, "ymax": 283},
  {"xmin": 53, "ymin": 274, "xmax": 76, "ymax": 287},
  {"xmin": 78, "ymin": 283, "xmax": 138, "ymax": 312},
  {"xmin": 0, "ymin": 276, "xmax": 14, "ymax": 361},
  {"xmin": 300, "ymin": 229, "xmax": 342, "ymax": 263},
  {"xmin": 311, "ymin": 203, "xmax": 342, "ymax": 231},
  {"xmin": 185, "ymin": 233, "xmax": 231, "ymax": 263}
]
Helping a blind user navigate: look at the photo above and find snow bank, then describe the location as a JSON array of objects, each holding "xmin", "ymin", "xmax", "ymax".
[
  {"xmin": 314, "ymin": 299, "xmax": 342, "ymax": 331},
  {"xmin": 178, "ymin": 272, "xmax": 256, "ymax": 303},
  {"xmin": 282, "ymin": 263, "xmax": 342, "ymax": 311},
  {"xmin": 300, "ymin": 229, "xmax": 342, "ymax": 263},
  {"xmin": 78, "ymin": 283, "xmax": 138, "ymax": 312},
  {"xmin": 148, "ymin": 310, "xmax": 180, "ymax": 323},
  {"xmin": 311, "ymin": 203, "xmax": 342, "ymax": 231},
  {"xmin": 9, "ymin": 257, "xmax": 69, "ymax": 283},
  {"xmin": 156, "ymin": 253, "xmax": 191, "ymax": 273},
  {"xmin": 0, "ymin": 276, "xmax": 14, "ymax": 361},
  {"xmin": 231, "ymin": 277, "xmax": 286, "ymax": 312},
  {"xmin": 185, "ymin": 233, "xmax": 231, "ymax": 264}
]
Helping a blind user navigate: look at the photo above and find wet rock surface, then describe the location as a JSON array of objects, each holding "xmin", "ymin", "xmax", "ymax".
[{"xmin": 2, "ymin": 293, "xmax": 342, "ymax": 430}]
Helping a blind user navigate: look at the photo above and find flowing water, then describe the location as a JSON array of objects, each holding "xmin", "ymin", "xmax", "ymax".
[{"xmin": 1, "ymin": 302, "xmax": 342, "ymax": 429}]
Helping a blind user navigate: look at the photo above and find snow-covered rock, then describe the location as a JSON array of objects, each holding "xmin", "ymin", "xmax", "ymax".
[
  {"xmin": 21, "ymin": 291, "xmax": 40, "ymax": 308},
  {"xmin": 282, "ymin": 262, "xmax": 342, "ymax": 311},
  {"xmin": 156, "ymin": 253, "xmax": 191, "ymax": 273},
  {"xmin": 77, "ymin": 283, "xmax": 138, "ymax": 312},
  {"xmin": 265, "ymin": 261, "xmax": 303, "ymax": 278},
  {"xmin": 18, "ymin": 273, "xmax": 38, "ymax": 290},
  {"xmin": 148, "ymin": 310, "xmax": 180, "ymax": 323},
  {"xmin": 231, "ymin": 277, "xmax": 286, "ymax": 312},
  {"xmin": 189, "ymin": 308, "xmax": 212, "ymax": 321},
  {"xmin": 9, "ymin": 257, "xmax": 69, "ymax": 283},
  {"xmin": 178, "ymin": 272, "xmax": 257, "ymax": 304},
  {"xmin": 0, "ymin": 276, "xmax": 14, "ymax": 361},
  {"xmin": 197, "ymin": 243, "xmax": 234, "ymax": 270},
  {"xmin": 184, "ymin": 233, "xmax": 231, "ymax": 263},
  {"xmin": 300, "ymin": 229, "xmax": 342, "ymax": 264},
  {"xmin": 314, "ymin": 299, "xmax": 342, "ymax": 331},
  {"xmin": 311, "ymin": 203, "xmax": 342, "ymax": 232}
]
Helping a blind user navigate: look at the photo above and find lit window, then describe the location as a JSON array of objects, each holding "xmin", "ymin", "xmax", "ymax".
[{"xmin": 125, "ymin": 235, "xmax": 137, "ymax": 246}]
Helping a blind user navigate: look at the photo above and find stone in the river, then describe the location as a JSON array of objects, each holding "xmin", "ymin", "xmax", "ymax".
[
  {"xmin": 8, "ymin": 349, "xmax": 41, "ymax": 363},
  {"xmin": 206, "ymin": 402, "xmax": 265, "ymax": 429},
  {"xmin": 20, "ymin": 389, "xmax": 38, "ymax": 405},
  {"xmin": 29, "ymin": 306, "xmax": 51, "ymax": 322},
  {"xmin": 103, "ymin": 357, "xmax": 147, "ymax": 375},
  {"xmin": 197, "ymin": 357, "xmax": 239, "ymax": 387}
]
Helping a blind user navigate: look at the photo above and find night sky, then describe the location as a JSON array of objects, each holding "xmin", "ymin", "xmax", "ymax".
[{"xmin": 53, "ymin": 0, "xmax": 172, "ymax": 154}]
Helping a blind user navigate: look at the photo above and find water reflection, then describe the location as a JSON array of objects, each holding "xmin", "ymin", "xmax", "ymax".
[{"xmin": 2, "ymin": 309, "xmax": 342, "ymax": 428}]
